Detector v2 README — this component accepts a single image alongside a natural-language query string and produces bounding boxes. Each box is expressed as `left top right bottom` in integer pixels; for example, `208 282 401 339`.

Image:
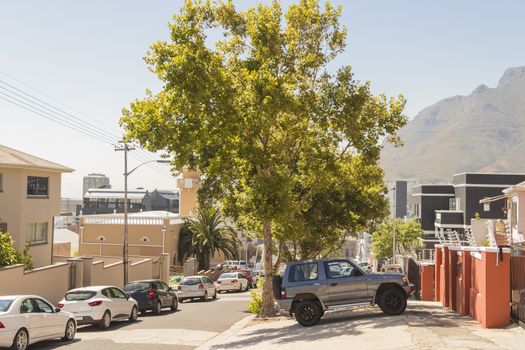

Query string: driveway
30 290 252 350
201 301 525 350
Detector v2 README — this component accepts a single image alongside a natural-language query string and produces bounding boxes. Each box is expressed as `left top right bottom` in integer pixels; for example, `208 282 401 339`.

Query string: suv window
325 260 362 278
289 262 318 282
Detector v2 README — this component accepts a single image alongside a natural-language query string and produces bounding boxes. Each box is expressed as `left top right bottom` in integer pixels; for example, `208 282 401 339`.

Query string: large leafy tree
371 219 424 260
121 0 406 316
179 206 239 271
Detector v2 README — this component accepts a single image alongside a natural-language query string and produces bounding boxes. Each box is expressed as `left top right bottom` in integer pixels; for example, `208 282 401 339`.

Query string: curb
196 314 256 350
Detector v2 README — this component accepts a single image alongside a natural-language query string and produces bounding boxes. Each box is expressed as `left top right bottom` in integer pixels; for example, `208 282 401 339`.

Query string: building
82 188 150 215
82 173 111 198
413 173 525 248
387 180 408 219
60 198 83 215
146 189 180 214
0 144 73 267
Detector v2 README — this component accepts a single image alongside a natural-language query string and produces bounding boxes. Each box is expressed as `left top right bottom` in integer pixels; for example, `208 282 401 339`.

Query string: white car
57 286 138 329
216 272 249 292
177 276 217 302
0 295 76 350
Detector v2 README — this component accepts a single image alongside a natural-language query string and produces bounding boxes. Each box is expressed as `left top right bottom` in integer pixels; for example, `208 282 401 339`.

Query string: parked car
57 286 138 329
216 272 249 292
177 276 217 302
275 258 415 326
0 295 76 350
235 270 256 288
124 279 178 315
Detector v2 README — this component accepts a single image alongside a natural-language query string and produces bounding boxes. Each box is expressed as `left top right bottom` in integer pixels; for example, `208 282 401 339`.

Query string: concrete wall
53 242 71 256
0 263 69 304
0 167 63 268
178 170 199 217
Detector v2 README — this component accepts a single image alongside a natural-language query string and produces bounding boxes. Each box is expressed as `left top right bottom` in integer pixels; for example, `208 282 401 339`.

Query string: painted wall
0 167 63 267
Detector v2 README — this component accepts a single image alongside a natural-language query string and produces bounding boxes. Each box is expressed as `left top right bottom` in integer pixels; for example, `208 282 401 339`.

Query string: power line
0 73 174 177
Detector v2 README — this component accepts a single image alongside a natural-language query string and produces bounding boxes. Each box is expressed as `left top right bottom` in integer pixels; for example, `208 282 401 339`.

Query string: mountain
381 66 525 182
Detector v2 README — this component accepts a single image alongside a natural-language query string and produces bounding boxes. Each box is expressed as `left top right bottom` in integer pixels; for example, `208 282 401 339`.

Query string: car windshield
0 299 13 312
124 282 151 291
219 273 237 279
65 291 97 301
181 278 201 285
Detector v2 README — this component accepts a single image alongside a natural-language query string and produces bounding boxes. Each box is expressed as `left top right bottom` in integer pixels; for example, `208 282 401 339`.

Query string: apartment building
0 144 73 267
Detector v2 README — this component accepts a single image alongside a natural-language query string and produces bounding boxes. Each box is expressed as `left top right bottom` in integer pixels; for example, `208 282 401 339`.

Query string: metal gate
510 245 525 326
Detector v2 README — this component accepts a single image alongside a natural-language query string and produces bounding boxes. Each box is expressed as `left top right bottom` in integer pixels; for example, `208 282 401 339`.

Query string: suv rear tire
294 300 322 327
377 288 407 315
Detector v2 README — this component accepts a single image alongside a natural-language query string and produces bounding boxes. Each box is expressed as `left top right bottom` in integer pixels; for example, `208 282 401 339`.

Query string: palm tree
178 206 239 270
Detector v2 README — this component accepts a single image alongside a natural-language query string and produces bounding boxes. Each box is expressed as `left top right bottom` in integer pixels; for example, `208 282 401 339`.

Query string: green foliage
0 231 19 268
247 278 264 314
179 206 239 271
481 239 490 247
0 232 33 270
121 0 406 316
371 219 424 259
474 212 481 219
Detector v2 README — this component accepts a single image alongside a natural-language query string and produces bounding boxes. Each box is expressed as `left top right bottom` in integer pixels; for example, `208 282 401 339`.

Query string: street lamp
115 141 171 284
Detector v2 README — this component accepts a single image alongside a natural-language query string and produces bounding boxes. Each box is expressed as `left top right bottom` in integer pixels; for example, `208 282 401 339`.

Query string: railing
82 216 166 225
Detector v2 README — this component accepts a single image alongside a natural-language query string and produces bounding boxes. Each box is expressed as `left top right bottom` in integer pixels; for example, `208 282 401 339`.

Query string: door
20 298 45 340
34 298 63 337
324 260 368 304
155 281 169 306
111 288 132 317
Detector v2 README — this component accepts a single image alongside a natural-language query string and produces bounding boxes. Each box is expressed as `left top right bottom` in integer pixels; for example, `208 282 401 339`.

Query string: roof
84 188 149 200
0 144 74 173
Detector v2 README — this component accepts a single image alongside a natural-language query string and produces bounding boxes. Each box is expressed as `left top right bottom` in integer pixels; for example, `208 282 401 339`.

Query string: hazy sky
1 0 524 198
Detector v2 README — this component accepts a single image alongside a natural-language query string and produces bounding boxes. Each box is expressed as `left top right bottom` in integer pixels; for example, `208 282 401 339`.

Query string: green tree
179 206 239 271
121 0 406 316
0 232 33 270
371 219 424 260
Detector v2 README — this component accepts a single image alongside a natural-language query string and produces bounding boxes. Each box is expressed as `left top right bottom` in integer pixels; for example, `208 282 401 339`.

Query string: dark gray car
275 258 415 326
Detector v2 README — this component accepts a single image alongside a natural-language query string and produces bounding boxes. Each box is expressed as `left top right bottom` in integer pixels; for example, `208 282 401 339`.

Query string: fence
511 245 525 326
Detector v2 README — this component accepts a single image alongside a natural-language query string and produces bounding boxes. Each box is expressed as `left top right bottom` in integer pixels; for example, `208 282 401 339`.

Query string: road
31 290 252 350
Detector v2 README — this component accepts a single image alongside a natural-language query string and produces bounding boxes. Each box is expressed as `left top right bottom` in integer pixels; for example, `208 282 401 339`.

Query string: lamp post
390 186 397 264
115 141 170 284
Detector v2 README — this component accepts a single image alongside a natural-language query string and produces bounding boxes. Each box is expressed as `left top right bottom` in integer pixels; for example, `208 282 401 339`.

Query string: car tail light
198 283 204 289
88 300 103 307
402 277 409 286
280 290 286 299
147 289 156 298
231 279 238 283
0 322 5 329
57 303 64 308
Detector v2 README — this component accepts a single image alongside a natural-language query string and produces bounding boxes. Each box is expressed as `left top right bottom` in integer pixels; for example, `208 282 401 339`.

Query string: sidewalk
199 301 525 350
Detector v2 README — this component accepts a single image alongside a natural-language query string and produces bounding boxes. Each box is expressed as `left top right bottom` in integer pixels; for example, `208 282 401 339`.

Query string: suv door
324 260 368 305
154 281 169 306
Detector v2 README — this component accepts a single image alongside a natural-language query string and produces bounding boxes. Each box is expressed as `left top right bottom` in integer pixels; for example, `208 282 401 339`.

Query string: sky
1 0 524 199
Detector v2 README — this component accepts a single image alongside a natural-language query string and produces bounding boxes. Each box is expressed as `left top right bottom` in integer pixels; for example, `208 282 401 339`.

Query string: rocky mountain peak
497 66 525 88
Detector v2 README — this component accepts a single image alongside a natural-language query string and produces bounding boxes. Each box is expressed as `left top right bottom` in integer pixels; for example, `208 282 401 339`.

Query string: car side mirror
55 308 61 313
125 293 131 300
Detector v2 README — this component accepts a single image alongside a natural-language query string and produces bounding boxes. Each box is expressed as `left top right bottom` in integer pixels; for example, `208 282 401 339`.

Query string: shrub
247 278 263 314
0 232 33 270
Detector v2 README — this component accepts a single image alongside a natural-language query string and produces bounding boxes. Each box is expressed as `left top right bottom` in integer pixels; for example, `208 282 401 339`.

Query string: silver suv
275 258 415 326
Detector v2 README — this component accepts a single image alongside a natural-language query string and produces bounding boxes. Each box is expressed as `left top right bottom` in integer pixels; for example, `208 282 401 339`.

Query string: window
20 299 35 313
27 176 49 196
414 203 420 217
26 222 48 243
512 200 518 229
65 291 97 301
325 260 362 278
288 262 318 282
111 288 127 299
34 298 53 313
0 299 13 312
102 288 115 298
483 202 490 212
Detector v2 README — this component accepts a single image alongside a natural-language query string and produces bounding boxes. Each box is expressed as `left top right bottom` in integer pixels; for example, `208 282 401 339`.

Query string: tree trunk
260 219 276 317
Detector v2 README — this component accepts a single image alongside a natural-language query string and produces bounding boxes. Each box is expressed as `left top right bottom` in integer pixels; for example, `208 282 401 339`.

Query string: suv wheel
154 299 162 315
294 300 322 327
377 288 407 315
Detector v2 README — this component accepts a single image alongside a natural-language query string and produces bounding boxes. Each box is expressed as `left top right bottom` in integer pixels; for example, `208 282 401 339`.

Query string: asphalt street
29 290 252 350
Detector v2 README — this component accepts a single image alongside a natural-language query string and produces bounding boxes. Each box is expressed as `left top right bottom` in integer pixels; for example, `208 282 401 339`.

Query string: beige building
0 144 73 268
79 211 185 265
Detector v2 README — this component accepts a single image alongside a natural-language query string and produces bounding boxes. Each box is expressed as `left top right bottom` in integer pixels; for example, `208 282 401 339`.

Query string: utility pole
391 186 397 264
115 141 135 285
